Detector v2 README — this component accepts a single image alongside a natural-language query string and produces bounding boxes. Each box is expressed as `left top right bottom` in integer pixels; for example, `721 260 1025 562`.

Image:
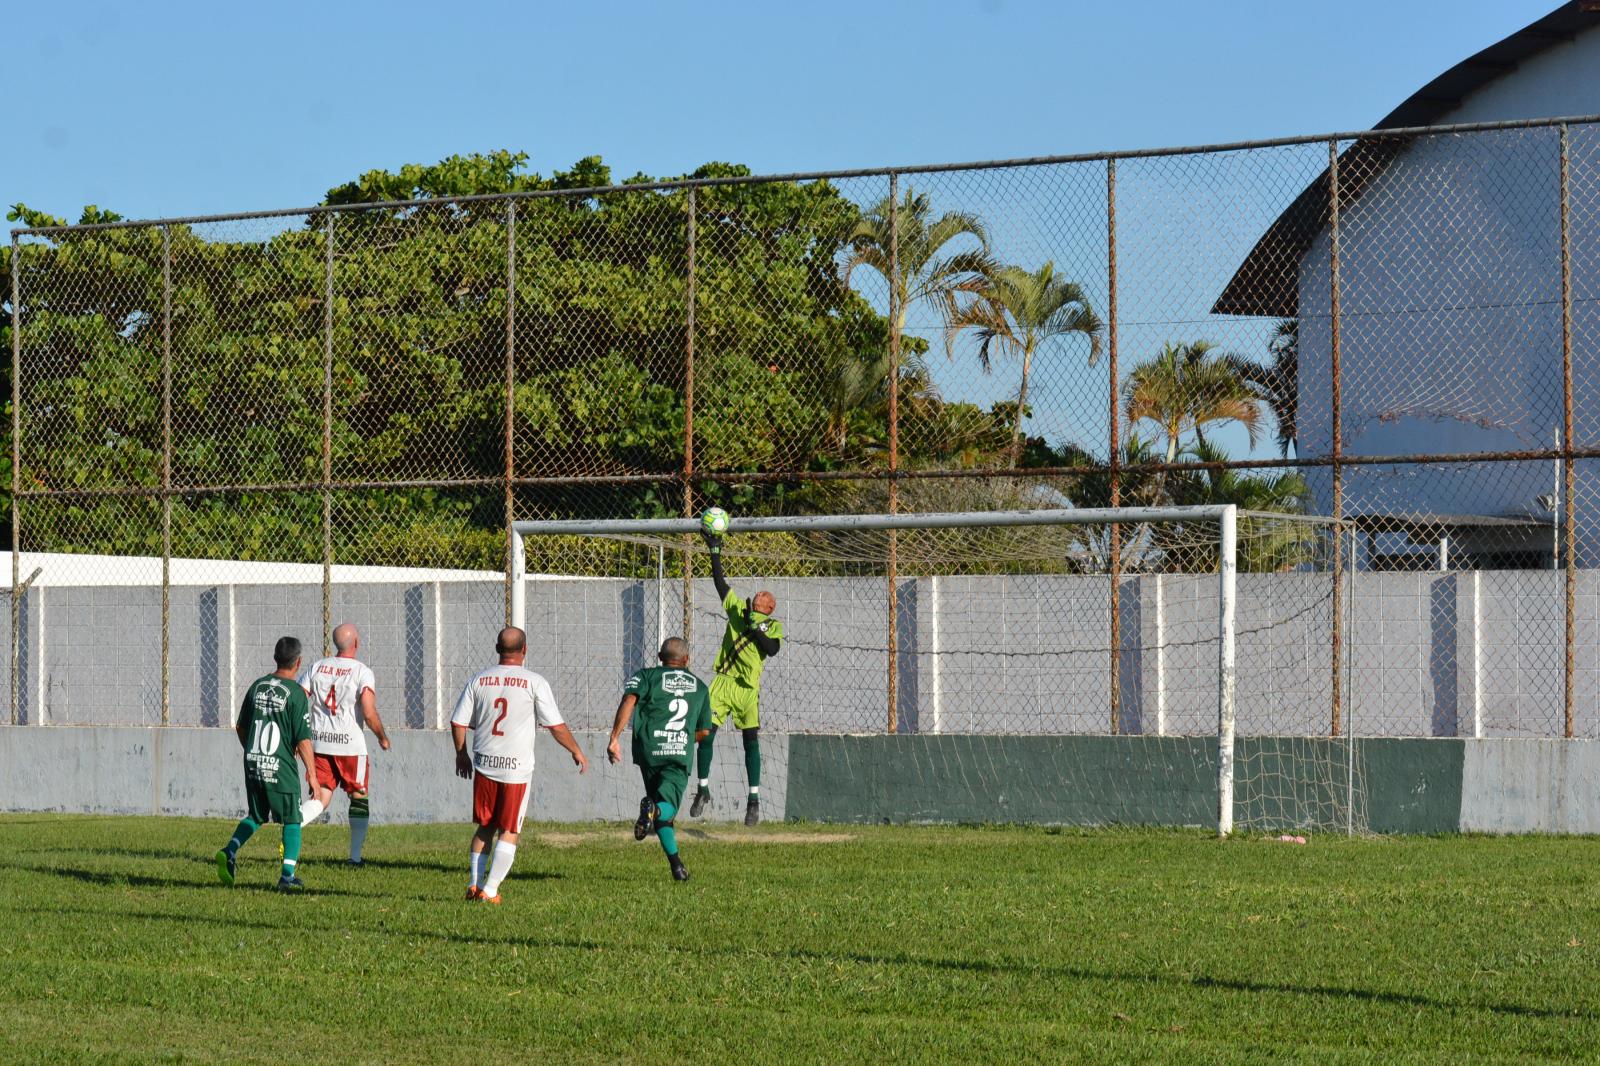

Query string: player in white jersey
451 626 588 903
298 622 392 865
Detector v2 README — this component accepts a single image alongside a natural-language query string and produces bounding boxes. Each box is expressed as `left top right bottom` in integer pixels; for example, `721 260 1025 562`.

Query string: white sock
482 841 517 896
301 798 326 824
749 786 759 797
470 848 488 887
698 778 709 789
349 818 369 862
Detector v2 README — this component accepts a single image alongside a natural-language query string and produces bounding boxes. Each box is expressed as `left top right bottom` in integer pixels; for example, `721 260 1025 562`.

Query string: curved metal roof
1213 1 1600 318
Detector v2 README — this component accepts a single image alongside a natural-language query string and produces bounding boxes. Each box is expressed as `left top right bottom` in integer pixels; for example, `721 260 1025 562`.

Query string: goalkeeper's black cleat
744 796 760 827
690 789 710 818
669 856 691 882
633 796 656 841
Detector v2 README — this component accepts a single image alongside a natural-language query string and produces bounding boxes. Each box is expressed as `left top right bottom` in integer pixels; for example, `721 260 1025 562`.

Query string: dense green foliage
2 815 1596 1063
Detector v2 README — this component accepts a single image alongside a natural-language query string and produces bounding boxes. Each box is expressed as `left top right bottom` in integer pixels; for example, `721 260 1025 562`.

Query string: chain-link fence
9 114 1600 740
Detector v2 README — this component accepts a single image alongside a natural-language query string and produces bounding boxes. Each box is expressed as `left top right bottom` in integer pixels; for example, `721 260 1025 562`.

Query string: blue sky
5 0 1563 223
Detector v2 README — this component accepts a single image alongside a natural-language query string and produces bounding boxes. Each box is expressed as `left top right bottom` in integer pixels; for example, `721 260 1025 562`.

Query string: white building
1216 1 1600 568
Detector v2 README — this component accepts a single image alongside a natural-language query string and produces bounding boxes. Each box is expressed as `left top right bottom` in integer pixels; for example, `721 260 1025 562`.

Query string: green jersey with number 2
625 666 712 770
237 674 312 792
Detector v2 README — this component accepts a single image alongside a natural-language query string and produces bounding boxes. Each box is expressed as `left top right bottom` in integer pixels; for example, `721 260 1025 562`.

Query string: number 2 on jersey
491 697 509 736
666 698 688 733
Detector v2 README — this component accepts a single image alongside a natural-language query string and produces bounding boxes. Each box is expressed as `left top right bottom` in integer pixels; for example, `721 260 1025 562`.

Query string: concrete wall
8 726 1600 834
5 570 1595 740
0 726 784 824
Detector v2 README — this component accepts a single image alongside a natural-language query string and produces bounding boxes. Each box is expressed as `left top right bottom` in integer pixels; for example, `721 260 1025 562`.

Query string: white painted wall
1293 26 1600 559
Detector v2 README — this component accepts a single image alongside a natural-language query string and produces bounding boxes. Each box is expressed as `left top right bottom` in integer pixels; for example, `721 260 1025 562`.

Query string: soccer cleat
481 893 502 905
633 796 657 841
276 875 305 893
345 859 364 868
215 848 236 886
689 789 710 818
744 796 760 827
669 856 691 882
466 884 485 901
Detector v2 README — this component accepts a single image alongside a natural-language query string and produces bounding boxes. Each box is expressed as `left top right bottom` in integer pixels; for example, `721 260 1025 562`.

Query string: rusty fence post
682 189 697 644
10 234 21 725
1561 123 1576 739
886 172 900 735
1107 158 1122 735
161 224 173 726
1328 138 1345 739
505 199 518 626
322 214 335 657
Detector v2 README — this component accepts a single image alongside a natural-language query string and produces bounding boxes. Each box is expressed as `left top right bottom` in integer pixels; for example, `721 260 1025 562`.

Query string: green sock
656 801 678 858
281 824 302 880
696 726 717 781
225 818 258 856
742 729 761 789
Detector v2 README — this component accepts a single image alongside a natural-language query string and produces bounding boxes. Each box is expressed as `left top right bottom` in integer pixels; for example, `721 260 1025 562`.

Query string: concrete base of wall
1461 738 1600 833
4 727 1598 834
0 726 786 824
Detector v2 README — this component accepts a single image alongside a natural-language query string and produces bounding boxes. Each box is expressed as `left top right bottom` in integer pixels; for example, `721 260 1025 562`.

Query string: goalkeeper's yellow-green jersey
713 589 783 687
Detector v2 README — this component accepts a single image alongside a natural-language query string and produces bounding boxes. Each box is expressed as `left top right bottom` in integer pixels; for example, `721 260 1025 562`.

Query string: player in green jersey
690 527 782 826
214 636 324 892
607 637 712 881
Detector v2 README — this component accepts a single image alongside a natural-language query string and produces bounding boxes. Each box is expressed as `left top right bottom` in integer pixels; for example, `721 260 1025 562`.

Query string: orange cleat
466 884 484 901
481 893 502 905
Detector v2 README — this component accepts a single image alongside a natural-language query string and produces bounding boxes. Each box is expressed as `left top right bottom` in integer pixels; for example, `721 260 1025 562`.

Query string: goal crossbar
511 505 1243 835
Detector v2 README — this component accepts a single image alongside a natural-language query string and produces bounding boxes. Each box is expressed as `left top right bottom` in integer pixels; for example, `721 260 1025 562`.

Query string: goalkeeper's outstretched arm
705 531 733 601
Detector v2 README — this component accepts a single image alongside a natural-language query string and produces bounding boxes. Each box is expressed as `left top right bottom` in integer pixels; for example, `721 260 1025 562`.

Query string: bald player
298 622 391 866
452 626 588 903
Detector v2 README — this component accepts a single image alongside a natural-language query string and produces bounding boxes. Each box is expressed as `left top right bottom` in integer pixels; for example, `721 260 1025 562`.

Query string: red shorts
473 774 531 834
314 753 370 795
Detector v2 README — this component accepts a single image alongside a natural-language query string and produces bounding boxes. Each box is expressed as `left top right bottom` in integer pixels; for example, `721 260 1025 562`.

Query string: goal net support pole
511 504 1241 836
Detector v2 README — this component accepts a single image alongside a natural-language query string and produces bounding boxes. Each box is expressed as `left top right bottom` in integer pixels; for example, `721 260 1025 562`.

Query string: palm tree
1222 318 1297 458
944 261 1103 467
1124 340 1263 464
841 188 993 347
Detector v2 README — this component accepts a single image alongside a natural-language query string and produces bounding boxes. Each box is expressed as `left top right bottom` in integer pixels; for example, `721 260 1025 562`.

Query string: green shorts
246 780 302 825
640 764 689 812
710 674 760 730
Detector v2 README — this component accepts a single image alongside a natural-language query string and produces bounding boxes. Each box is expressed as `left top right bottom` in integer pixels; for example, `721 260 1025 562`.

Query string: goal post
513 505 1251 833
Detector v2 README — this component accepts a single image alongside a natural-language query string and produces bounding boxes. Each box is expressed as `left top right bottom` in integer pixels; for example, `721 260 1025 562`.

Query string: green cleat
215 848 236 886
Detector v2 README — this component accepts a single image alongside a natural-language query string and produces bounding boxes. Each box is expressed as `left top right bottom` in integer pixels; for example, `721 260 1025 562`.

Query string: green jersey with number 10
237 674 312 792
625 666 712 770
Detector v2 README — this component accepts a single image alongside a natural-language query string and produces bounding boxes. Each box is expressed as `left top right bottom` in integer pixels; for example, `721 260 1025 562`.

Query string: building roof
1212 1 1600 318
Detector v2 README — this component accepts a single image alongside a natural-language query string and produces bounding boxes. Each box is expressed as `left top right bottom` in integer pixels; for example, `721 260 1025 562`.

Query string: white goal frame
512 505 1241 835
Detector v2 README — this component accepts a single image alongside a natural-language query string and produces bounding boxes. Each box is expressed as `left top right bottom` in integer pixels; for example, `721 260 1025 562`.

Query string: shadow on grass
22 902 1588 1024
26 864 365 898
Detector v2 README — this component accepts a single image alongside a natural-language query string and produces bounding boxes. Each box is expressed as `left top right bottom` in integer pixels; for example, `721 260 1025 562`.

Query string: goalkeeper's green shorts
710 674 760 730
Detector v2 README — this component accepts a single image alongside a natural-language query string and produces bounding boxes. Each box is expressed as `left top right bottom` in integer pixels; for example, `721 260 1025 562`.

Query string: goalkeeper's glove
700 528 723 553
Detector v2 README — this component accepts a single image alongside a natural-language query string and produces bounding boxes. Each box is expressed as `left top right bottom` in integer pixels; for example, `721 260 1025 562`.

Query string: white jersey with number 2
451 664 563 785
298 656 377 757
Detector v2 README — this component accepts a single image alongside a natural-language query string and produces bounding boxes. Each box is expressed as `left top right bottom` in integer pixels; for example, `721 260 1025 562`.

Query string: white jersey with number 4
298 656 377 757
451 664 563 785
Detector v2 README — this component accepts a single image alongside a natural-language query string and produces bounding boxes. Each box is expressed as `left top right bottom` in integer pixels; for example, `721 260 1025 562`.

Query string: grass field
2 815 1597 1064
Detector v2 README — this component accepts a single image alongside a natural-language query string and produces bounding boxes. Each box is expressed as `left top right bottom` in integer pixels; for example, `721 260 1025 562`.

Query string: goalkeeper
690 524 782 826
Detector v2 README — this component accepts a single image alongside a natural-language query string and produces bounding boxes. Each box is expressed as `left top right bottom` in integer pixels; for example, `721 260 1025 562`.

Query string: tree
840 188 992 354
1124 340 1263 464
1223 318 1297 458
943 260 1102 467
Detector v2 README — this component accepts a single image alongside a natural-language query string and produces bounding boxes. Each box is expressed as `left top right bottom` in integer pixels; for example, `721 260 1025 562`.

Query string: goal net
511 505 1363 835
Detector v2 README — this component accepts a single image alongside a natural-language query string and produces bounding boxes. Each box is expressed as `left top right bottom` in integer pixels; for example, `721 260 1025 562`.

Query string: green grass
2 816 1597 1064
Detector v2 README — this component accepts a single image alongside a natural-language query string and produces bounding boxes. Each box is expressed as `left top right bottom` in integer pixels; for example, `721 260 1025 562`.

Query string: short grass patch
2 815 1596 1063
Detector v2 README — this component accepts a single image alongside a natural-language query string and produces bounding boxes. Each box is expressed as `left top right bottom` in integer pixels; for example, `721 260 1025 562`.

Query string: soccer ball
701 507 730 537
